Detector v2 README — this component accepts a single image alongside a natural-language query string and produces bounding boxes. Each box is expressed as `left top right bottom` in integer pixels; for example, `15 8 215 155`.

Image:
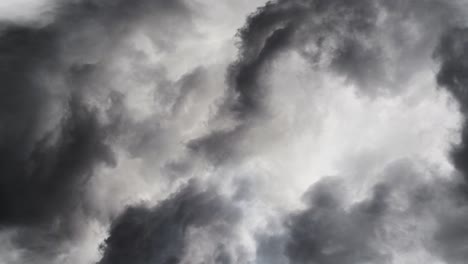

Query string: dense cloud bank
0 0 468 263
98 181 242 264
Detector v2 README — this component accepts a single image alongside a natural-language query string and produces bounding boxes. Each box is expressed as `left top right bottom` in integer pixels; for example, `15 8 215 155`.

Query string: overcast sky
1 0 468 263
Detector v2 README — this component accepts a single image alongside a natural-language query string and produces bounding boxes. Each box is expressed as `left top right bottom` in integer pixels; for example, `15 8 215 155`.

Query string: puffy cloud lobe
435 28 468 181
285 179 391 264
432 27 468 264
98 182 241 264
255 160 462 264
226 0 379 118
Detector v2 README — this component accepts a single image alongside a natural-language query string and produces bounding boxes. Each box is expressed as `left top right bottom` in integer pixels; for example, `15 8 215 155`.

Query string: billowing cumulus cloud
98 181 242 264
1 0 468 264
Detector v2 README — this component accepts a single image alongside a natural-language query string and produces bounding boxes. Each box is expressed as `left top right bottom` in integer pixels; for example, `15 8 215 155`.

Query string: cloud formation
98 181 241 264
0 0 196 262
1 0 468 264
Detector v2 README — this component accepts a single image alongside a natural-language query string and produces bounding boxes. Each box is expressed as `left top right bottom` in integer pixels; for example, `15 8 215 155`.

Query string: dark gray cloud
2 0 468 263
435 28 468 182
0 84 115 226
98 181 241 264
96 1 468 264
0 0 193 261
432 27 468 264
225 0 455 117
193 0 464 165
253 160 464 264
226 0 379 118
432 205 468 264
188 5 468 263
285 178 391 264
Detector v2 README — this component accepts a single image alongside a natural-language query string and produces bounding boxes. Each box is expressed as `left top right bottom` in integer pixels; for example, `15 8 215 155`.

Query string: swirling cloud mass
1 0 468 263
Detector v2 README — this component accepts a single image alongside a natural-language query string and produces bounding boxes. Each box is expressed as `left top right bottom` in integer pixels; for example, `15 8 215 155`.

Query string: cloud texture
1 0 468 263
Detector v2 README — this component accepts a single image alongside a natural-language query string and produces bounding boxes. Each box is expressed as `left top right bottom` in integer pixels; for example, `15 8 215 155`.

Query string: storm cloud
0 0 195 262
1 0 468 264
98 181 241 264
